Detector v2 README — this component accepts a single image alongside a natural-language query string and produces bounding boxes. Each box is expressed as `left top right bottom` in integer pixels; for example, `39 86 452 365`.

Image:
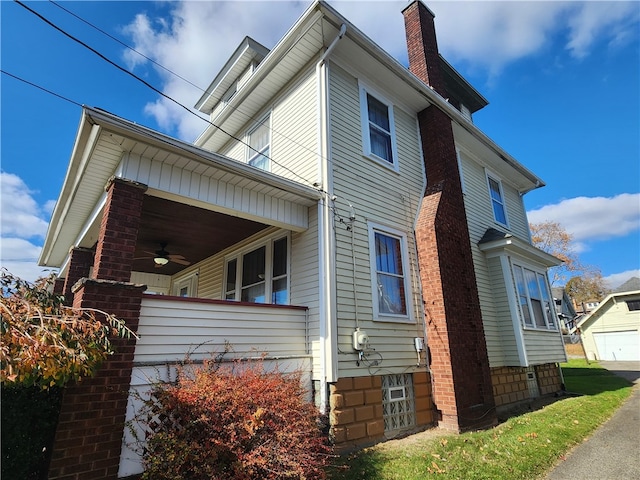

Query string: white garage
577 290 640 362
593 330 640 361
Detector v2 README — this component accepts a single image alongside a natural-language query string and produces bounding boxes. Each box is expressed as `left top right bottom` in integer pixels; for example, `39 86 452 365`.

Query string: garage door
593 331 640 361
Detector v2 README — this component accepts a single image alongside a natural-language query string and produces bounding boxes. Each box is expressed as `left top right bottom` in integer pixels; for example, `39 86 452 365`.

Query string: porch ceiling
132 196 267 276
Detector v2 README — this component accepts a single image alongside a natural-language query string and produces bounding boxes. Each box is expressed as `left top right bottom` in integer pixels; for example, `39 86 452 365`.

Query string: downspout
316 23 346 413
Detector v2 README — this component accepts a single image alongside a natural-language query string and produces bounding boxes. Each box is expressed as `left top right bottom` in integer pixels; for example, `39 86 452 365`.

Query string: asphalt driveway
544 361 640 480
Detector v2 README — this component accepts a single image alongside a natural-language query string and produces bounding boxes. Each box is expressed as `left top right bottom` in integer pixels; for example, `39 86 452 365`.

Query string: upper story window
224 235 288 305
247 115 270 171
512 263 556 330
368 223 412 322
359 84 398 170
486 172 508 227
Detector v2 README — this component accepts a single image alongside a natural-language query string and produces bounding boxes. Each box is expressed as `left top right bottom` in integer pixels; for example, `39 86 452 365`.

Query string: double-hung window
224 236 288 304
369 224 411 321
360 84 398 169
512 263 556 330
486 172 508 227
247 115 270 171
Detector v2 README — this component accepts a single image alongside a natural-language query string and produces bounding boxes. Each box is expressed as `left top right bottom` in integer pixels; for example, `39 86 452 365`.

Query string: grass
328 359 633 480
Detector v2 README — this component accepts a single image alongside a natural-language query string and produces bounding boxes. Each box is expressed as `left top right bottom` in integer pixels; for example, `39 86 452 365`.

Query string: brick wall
329 373 433 451
491 366 529 407
48 280 145 480
536 363 563 395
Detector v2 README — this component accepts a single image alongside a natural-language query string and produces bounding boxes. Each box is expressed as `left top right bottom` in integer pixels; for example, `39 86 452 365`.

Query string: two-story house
38 2 566 478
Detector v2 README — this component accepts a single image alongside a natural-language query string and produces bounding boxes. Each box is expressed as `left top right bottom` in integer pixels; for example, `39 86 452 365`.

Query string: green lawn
328 360 633 480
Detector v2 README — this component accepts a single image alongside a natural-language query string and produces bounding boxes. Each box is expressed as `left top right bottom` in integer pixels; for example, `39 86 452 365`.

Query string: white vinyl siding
329 64 426 378
217 70 318 186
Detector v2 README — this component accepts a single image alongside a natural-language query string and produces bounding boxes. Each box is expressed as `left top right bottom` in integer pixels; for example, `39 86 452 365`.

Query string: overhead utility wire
48 0 202 92
46 0 335 185
1 69 82 108
14 0 317 191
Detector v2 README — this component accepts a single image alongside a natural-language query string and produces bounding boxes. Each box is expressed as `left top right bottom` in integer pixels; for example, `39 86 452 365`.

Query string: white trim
368 222 414 323
500 255 528 366
246 113 271 171
171 269 199 298
485 169 509 228
456 147 466 195
358 81 399 172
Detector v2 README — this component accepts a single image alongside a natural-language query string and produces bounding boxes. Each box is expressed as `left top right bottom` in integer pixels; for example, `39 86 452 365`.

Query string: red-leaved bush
139 359 331 480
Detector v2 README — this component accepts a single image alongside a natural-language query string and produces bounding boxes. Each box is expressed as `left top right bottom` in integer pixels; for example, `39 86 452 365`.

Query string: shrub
138 358 331 480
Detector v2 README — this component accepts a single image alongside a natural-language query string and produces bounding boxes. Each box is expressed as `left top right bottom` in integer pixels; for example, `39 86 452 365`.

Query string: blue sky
1 0 639 288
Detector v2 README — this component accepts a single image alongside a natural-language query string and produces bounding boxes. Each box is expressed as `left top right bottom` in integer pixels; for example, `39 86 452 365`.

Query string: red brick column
48 279 145 480
404 1 496 431
93 177 147 282
63 247 94 306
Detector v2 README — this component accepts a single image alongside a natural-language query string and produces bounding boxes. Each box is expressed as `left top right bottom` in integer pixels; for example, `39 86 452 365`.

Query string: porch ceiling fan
137 242 191 267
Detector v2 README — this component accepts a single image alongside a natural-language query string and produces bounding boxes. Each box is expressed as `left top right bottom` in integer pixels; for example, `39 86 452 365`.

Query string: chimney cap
401 0 436 19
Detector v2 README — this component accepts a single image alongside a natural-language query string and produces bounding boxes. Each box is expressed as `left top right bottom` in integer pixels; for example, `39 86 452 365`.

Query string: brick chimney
402 1 496 431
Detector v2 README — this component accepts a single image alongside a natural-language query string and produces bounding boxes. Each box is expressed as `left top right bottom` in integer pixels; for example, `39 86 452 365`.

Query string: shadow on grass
562 365 633 396
327 449 386 480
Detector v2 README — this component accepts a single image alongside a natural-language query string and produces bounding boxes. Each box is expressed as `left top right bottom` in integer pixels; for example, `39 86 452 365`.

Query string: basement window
382 374 415 433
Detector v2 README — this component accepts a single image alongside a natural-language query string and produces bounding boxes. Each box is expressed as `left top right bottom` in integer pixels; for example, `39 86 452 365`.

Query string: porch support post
93 177 147 282
62 246 94 306
47 278 145 479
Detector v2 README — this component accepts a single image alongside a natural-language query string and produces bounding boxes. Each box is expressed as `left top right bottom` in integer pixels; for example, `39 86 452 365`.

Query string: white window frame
172 270 198 298
359 82 398 171
486 170 509 227
223 233 290 305
368 222 413 323
511 261 558 331
246 114 271 171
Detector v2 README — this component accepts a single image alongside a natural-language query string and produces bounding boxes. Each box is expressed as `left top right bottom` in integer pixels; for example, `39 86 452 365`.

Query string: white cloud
0 172 50 239
527 193 640 243
0 172 55 282
603 269 640 290
120 1 639 138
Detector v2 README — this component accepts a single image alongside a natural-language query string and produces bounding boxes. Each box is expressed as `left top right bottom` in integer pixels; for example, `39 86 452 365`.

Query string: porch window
359 84 398 170
486 173 508 227
513 263 556 330
369 224 411 321
224 236 289 305
247 115 270 171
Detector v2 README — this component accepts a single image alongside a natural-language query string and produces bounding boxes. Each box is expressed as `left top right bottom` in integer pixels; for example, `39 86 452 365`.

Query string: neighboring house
553 287 578 338
37 2 566 478
613 276 640 293
577 290 640 361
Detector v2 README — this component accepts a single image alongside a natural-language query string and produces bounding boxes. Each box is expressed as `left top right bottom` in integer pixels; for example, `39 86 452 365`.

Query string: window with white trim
172 271 198 298
369 224 411 321
224 236 289 304
360 85 398 169
486 173 508 226
247 115 270 171
512 263 556 330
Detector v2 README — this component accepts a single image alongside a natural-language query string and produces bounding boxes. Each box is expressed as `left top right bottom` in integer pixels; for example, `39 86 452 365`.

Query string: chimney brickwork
403 1 496 431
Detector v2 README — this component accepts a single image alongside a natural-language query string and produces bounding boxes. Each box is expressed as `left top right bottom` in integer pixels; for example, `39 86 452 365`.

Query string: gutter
316 22 346 412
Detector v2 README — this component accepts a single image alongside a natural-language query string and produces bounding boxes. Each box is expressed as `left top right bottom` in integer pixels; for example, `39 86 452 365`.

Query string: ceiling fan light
154 256 169 266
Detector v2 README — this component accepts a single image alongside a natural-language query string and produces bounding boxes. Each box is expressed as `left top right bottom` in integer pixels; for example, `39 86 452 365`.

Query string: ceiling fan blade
171 258 191 266
168 254 186 260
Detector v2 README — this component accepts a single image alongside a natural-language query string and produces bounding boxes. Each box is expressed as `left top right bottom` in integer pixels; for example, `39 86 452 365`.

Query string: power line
1 69 82 108
44 0 333 187
48 0 203 93
14 0 319 191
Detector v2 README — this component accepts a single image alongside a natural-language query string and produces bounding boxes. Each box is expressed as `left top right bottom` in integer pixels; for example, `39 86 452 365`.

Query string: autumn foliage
137 359 332 480
0 269 134 388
